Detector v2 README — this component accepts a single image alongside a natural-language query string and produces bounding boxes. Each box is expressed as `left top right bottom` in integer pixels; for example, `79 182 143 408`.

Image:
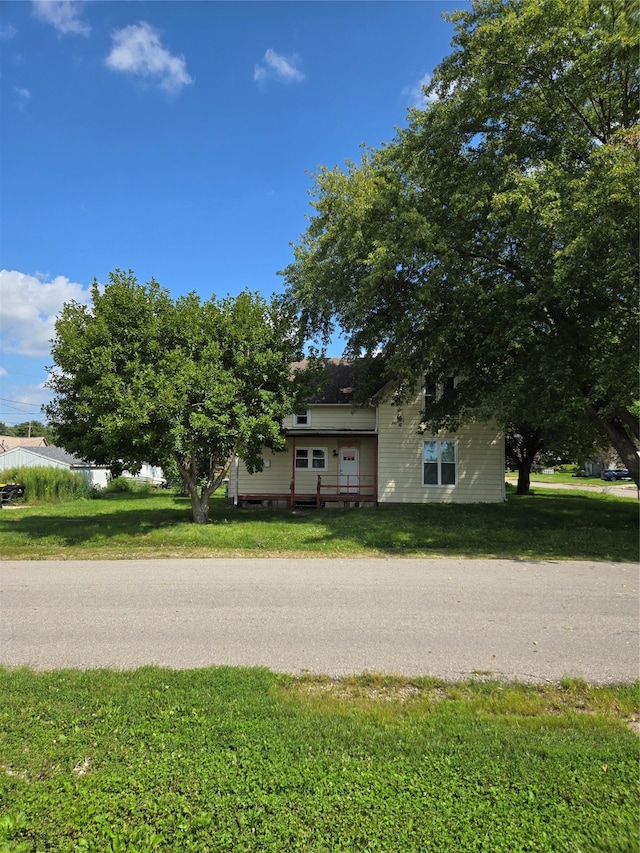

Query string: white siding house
231 360 505 507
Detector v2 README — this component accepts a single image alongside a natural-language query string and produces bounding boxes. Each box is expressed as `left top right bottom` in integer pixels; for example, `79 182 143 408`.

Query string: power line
0 397 43 407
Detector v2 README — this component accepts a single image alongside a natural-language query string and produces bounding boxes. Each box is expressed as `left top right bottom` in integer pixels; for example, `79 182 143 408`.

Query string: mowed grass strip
0 488 637 561
0 668 637 853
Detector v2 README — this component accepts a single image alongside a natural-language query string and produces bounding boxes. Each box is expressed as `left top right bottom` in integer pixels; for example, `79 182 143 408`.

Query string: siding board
287 405 376 431
233 436 378 500
377 392 504 504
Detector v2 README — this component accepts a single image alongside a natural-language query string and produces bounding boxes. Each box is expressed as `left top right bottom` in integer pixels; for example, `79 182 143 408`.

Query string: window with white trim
293 409 311 427
423 440 457 486
295 447 327 470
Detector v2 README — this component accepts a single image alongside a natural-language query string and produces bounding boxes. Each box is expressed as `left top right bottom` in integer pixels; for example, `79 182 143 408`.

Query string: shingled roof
291 359 365 405
0 435 48 452
4 445 94 467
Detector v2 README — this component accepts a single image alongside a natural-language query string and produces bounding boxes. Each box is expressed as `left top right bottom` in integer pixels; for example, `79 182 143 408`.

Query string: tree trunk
178 474 210 523
505 425 544 496
172 451 233 523
173 451 212 524
190 490 210 525
589 405 639 488
516 463 532 496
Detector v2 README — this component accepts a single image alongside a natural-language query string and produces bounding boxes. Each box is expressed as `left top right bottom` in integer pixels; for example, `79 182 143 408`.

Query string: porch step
293 496 317 508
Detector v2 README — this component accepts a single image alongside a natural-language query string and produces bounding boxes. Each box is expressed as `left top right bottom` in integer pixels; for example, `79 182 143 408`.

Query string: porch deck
236 475 378 508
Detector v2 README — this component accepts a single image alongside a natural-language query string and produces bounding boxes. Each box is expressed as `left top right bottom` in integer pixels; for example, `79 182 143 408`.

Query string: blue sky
0 0 465 426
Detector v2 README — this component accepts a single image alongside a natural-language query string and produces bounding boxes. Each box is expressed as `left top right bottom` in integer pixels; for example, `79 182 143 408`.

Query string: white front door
339 447 359 493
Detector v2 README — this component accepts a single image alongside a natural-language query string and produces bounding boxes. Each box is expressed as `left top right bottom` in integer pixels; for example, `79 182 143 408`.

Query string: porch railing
239 476 378 508
314 474 377 506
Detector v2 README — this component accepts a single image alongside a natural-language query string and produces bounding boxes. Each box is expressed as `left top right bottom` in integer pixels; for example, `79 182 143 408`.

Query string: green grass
0 488 637 561
1 490 637 850
0 667 637 853
507 471 634 487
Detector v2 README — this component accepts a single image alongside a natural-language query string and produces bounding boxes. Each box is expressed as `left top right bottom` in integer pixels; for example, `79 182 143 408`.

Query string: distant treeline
0 421 56 442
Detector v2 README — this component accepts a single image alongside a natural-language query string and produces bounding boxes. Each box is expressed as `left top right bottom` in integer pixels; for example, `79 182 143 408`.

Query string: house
0 446 165 489
0 435 48 452
229 359 505 507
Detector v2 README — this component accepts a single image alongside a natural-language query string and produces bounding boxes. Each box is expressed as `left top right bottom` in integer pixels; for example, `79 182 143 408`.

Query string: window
295 447 327 470
423 377 455 411
423 440 457 486
293 410 311 427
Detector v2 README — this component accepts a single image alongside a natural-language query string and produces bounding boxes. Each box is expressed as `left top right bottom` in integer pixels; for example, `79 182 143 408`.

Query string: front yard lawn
0 667 637 852
0 487 637 562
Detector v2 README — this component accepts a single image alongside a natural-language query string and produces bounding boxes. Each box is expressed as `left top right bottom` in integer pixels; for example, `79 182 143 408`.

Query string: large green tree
46 270 312 523
283 0 639 489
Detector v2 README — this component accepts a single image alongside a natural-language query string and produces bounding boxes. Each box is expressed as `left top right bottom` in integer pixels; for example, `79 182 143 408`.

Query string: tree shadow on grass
3 507 191 547
1 490 637 561
213 492 638 561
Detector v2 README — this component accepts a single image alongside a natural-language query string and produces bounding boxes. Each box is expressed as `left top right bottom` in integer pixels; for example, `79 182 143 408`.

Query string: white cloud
105 22 194 95
404 73 436 109
0 270 92 358
14 87 31 112
0 23 17 39
32 1 91 37
254 49 305 85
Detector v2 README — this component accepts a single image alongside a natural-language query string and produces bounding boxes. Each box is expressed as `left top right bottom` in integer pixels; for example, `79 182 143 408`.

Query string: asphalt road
0 558 638 682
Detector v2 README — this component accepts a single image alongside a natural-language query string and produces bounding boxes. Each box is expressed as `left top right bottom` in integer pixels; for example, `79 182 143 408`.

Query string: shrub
103 477 153 495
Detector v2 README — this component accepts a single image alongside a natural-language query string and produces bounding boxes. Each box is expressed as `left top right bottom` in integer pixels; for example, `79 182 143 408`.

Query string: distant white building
0 446 164 489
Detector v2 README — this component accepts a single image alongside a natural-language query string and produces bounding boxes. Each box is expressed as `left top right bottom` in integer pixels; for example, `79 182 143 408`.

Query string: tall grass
0 466 93 503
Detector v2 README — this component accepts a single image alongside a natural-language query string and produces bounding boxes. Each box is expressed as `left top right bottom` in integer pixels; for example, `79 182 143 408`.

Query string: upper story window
423 440 457 486
423 376 455 411
293 409 311 427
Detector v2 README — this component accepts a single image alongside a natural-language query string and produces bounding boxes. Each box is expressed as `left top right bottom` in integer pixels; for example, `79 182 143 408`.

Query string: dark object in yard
0 483 26 506
601 469 632 482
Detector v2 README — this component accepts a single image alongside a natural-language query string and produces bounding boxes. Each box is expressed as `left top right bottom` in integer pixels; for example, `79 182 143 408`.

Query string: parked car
0 482 26 504
601 469 632 481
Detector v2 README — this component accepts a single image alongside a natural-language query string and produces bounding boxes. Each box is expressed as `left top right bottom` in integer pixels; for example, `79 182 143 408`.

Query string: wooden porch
237 474 378 508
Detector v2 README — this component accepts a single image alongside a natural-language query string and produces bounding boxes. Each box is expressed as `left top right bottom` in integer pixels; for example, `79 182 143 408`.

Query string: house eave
285 429 378 438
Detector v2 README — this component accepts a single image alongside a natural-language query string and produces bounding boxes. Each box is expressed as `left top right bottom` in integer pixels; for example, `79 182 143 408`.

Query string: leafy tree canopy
283 0 639 488
46 270 314 522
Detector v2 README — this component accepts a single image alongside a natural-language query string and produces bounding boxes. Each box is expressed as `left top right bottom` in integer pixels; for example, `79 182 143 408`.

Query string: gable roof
0 445 99 467
24 446 90 466
0 435 48 452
